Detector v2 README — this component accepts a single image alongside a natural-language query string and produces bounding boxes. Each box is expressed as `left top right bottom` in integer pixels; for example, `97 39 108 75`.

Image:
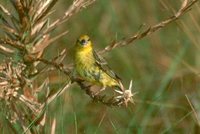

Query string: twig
99 0 198 54
0 38 24 50
47 30 69 45
0 45 14 54
44 0 96 34
185 94 200 126
36 56 135 106
35 58 70 74
50 118 56 134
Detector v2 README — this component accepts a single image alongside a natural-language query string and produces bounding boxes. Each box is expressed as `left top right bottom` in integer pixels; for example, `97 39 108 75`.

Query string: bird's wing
93 50 121 81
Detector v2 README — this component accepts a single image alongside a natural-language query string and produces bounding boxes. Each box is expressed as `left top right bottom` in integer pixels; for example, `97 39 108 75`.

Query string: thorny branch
33 0 198 107
0 0 98 133
99 0 198 54
0 0 198 133
44 0 96 34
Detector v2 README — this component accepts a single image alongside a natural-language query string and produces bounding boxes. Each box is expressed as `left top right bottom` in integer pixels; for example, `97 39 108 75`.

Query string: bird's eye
80 39 86 44
79 39 87 46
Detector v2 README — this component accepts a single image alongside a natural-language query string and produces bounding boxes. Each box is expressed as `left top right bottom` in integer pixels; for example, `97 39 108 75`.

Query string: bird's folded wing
93 50 121 81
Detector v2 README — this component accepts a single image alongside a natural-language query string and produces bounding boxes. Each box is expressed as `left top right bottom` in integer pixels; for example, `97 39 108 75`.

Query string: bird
73 35 124 94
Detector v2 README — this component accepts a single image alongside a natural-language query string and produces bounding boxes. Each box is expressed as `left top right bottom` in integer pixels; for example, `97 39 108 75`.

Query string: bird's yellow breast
75 45 95 68
74 36 119 87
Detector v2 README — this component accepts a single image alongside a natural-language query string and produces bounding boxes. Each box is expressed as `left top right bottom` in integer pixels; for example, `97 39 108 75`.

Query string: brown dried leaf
31 34 49 54
0 4 11 16
47 30 69 44
53 49 67 63
50 118 56 134
0 44 14 54
36 0 58 23
45 82 71 105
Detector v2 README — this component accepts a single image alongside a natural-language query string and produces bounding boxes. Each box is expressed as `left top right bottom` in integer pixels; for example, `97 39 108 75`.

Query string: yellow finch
74 35 124 93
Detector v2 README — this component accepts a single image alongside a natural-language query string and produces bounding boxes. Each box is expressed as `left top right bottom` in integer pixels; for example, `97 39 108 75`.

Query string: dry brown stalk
99 0 198 54
185 95 200 126
0 0 198 133
43 0 96 34
0 0 97 133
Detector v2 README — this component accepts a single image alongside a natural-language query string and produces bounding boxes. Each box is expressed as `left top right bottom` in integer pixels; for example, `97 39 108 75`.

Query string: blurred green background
1 0 200 133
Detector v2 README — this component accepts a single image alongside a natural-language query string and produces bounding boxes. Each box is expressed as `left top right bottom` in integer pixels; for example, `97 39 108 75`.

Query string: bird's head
76 35 92 48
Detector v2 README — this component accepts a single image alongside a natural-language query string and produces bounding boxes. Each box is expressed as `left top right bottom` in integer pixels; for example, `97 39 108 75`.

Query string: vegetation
0 0 199 133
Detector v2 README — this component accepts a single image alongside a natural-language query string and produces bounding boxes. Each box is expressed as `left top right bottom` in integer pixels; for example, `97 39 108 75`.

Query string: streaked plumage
74 35 123 92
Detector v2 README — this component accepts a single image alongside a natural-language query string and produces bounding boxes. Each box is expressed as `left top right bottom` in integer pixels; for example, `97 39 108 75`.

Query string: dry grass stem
99 0 198 54
0 0 96 133
0 0 198 133
185 95 200 126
